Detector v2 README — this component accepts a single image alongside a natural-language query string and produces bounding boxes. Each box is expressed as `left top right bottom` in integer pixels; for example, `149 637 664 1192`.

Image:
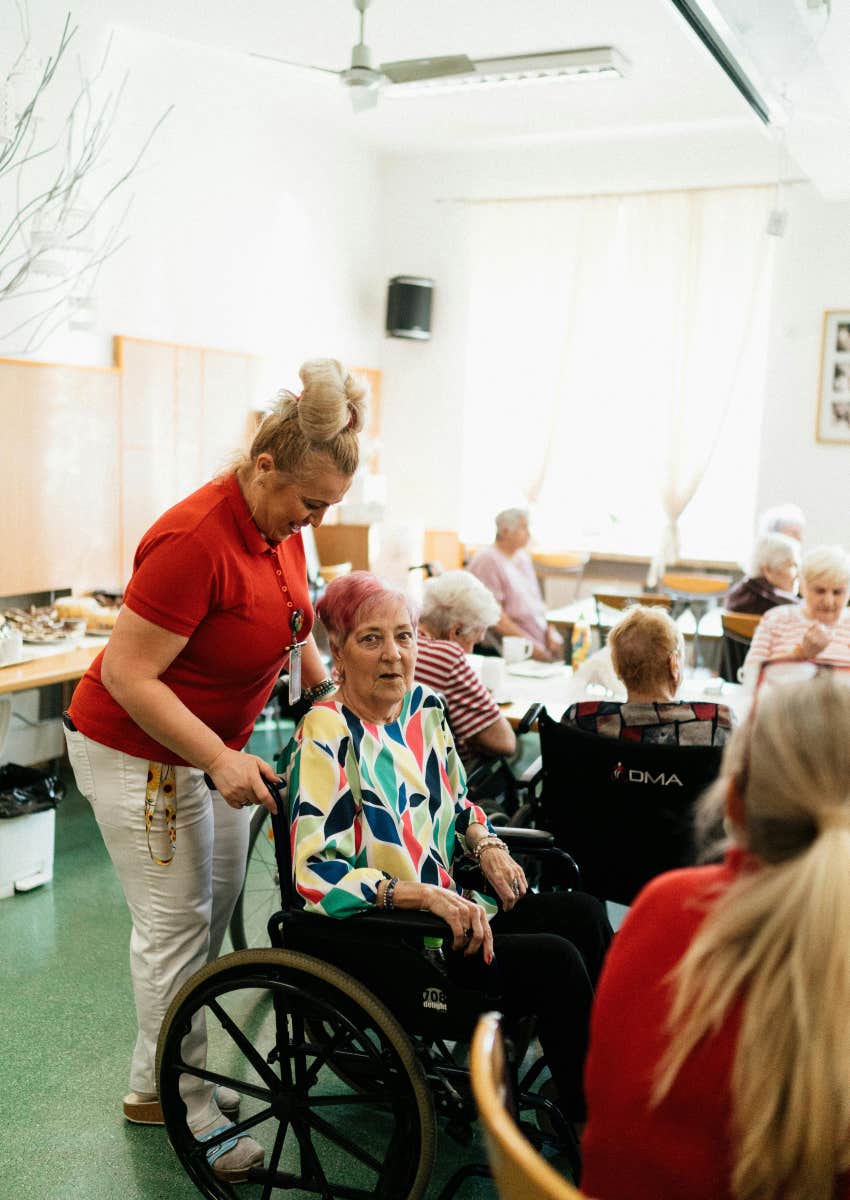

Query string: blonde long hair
239 358 367 480
653 673 850 1200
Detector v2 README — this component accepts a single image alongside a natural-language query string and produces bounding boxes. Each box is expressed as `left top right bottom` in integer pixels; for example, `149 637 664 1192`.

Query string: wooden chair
661 572 733 667
593 591 672 645
720 611 761 682
532 552 589 603
470 1012 589 1200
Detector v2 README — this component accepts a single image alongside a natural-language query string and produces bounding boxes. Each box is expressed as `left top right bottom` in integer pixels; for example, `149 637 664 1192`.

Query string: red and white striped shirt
743 603 850 686
414 636 503 764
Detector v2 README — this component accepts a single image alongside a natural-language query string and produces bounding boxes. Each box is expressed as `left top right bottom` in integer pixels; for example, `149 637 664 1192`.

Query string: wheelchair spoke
303 1021 367 1089
304 1109 383 1173
291 1111 335 1196
259 1116 289 1200
307 1092 393 1108
208 996 281 1089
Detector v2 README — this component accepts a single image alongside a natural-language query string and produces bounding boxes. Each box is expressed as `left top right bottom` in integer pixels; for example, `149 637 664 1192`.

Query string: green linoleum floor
0 727 521 1200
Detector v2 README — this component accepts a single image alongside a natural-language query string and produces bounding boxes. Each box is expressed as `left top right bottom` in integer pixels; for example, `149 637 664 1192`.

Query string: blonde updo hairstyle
655 673 850 1200
241 358 367 482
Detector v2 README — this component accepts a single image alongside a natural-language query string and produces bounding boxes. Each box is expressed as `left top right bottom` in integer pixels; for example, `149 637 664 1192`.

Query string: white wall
2 8 384 381
377 128 849 551
756 184 850 548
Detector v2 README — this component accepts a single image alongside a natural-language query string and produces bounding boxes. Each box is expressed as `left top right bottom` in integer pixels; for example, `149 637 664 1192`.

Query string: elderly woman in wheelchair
154 570 611 1199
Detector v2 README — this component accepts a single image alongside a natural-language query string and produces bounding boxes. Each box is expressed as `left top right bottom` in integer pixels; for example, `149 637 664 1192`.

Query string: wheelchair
157 747 580 1199
228 706 543 953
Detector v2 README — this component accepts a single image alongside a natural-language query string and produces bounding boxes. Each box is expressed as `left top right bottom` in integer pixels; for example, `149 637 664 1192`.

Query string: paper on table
506 661 565 679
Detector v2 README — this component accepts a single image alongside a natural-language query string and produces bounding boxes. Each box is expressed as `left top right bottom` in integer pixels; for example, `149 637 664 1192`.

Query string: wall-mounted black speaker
386 276 433 340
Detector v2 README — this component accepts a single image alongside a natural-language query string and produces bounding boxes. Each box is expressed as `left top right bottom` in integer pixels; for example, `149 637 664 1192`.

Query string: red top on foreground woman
583 665 850 1200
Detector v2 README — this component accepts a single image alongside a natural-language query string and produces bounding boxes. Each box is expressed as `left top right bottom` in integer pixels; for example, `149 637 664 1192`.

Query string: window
460 186 775 565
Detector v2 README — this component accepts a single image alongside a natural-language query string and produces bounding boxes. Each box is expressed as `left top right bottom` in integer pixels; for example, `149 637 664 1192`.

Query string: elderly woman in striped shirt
413 569 516 766
742 545 850 685
285 571 612 1127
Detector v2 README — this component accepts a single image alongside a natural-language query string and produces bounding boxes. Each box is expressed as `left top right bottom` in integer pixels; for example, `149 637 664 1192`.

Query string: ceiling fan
253 0 629 112
252 0 476 112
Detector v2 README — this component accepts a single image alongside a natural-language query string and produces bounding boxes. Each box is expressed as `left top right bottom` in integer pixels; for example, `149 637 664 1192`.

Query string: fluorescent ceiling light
384 47 630 98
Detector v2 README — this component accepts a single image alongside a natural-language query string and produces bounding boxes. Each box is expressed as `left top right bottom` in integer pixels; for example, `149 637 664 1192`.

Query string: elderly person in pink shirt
742 545 850 686
468 508 564 662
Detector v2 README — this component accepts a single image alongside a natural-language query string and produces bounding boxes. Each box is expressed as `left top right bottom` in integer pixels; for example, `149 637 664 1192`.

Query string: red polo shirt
69 472 313 765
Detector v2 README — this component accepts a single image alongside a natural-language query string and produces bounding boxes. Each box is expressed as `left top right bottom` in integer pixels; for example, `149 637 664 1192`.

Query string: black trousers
448 890 613 1120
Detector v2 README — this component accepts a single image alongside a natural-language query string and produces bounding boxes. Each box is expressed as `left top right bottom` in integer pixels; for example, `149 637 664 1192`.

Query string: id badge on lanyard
288 607 304 704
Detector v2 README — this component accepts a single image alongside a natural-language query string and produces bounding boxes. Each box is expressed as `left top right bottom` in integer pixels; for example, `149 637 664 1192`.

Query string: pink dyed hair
317 571 419 646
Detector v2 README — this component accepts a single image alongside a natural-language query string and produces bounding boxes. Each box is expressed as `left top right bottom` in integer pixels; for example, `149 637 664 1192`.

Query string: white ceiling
103 0 850 194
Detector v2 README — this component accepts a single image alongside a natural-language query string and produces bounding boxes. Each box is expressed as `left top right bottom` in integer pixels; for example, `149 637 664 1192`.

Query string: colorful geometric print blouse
562 700 734 747
286 684 496 919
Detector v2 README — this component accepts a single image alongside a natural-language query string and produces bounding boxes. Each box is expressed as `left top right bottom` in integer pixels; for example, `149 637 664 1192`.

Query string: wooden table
0 638 104 697
499 664 747 730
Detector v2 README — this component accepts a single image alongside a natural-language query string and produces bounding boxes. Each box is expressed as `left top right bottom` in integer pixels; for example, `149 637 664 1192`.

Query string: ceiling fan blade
250 52 341 77
379 54 474 84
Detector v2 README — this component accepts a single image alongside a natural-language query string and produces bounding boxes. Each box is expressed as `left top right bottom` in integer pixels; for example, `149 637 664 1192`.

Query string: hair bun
297 358 367 442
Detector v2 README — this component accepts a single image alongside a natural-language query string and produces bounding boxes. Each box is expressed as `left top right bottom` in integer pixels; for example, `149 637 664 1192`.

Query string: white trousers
64 727 250 1128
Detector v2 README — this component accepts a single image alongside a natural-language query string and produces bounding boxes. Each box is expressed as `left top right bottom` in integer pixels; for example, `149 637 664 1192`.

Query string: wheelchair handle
264 777 283 812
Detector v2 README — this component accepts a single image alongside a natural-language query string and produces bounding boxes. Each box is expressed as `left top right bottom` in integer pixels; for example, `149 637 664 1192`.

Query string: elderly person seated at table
742 544 850 686
468 508 564 663
725 532 801 615
562 606 734 746
286 571 612 1125
413 570 516 767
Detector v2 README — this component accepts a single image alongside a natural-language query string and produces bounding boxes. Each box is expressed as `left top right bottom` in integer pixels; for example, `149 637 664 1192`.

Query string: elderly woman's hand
420 885 494 962
799 622 831 658
477 844 528 911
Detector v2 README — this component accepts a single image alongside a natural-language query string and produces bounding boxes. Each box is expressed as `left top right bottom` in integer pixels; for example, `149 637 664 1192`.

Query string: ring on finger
510 879 521 896
463 927 473 940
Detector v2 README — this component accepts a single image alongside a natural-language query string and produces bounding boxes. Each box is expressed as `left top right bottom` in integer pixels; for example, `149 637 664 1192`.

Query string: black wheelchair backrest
536 708 724 905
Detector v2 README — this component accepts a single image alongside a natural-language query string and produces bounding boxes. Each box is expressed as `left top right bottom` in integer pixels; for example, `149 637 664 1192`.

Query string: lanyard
288 607 304 704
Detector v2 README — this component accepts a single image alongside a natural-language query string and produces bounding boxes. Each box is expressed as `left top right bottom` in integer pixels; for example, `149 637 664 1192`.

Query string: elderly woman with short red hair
285 571 612 1128
563 605 734 746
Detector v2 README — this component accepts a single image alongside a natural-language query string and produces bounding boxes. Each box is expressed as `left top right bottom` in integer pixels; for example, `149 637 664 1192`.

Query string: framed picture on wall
816 309 850 443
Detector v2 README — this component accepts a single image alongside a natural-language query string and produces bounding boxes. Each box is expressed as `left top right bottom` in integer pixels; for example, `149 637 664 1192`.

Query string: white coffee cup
502 636 534 664
479 657 506 696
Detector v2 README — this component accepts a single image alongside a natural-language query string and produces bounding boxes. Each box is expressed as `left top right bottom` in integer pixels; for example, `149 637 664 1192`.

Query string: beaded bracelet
383 876 399 910
473 835 510 862
302 678 336 703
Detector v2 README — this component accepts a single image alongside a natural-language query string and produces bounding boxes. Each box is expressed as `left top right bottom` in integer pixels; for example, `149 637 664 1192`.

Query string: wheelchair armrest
499 826 554 851
516 703 543 735
349 908 449 937
517 755 542 785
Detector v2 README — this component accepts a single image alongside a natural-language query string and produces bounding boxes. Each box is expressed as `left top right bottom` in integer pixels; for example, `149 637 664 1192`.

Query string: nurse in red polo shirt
63 358 363 1180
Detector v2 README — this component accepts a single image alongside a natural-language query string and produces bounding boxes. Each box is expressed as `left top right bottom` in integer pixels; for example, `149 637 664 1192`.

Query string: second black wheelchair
156 747 580 1199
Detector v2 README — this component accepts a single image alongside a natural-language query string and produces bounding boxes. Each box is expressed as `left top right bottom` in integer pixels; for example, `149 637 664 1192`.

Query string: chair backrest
721 611 761 640
536 709 723 905
593 592 672 641
720 611 761 682
661 572 732 597
471 1012 589 1200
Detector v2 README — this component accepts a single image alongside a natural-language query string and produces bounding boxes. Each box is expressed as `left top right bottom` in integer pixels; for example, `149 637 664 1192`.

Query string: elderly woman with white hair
414 570 516 765
724 532 801 615
742 544 850 685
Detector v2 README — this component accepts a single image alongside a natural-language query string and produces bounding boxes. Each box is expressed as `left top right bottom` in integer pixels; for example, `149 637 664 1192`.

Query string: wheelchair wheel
229 807 279 950
156 948 436 1200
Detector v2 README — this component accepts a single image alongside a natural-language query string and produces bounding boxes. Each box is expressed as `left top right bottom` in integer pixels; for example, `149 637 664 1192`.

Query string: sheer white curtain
459 186 775 567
